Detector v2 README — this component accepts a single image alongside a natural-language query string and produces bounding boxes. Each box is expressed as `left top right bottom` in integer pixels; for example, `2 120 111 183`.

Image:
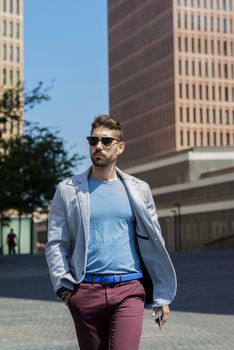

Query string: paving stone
0 251 233 350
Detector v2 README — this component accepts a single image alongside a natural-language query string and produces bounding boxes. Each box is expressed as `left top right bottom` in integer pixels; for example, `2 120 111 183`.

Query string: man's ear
117 142 125 155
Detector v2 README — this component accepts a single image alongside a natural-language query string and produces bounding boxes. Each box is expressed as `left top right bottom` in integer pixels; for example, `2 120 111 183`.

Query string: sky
24 0 108 172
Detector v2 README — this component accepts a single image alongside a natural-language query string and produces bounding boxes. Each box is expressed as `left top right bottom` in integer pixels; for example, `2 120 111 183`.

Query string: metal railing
205 233 234 250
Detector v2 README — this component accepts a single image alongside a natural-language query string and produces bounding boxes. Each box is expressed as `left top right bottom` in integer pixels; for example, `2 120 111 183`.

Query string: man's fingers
161 305 170 324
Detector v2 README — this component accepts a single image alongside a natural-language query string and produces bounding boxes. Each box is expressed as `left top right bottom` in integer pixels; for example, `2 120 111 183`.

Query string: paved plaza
0 251 234 350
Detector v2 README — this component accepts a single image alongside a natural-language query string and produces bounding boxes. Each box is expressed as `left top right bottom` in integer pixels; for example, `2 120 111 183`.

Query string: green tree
0 82 84 253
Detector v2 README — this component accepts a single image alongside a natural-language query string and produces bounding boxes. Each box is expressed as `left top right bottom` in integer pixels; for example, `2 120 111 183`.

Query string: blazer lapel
73 168 91 241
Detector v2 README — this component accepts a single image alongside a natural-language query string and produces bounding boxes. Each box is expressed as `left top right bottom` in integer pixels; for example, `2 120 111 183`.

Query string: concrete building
123 147 234 251
0 0 23 140
108 0 234 251
108 0 234 168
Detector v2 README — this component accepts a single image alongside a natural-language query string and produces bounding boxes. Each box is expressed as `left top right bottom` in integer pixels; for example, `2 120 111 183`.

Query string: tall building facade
0 0 23 140
108 0 234 168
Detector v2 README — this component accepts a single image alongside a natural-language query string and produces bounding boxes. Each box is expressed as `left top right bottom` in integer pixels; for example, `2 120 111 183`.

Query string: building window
187 131 190 146
197 15 201 30
16 23 20 39
180 107 183 121
212 62 215 77
206 109 210 123
16 70 20 83
204 39 208 53
178 37 181 51
220 109 223 124
10 21 13 37
223 17 227 33
180 130 183 146
200 131 204 146
17 0 20 14
16 47 20 62
199 85 202 99
3 20 7 36
179 83 183 98
217 0 220 9
193 108 196 122
3 45 7 61
224 41 227 55
178 13 181 29
211 40 214 54
226 133 230 145
186 83 189 98
200 108 203 122
212 86 215 100
10 45 13 62
178 60 182 75
192 61 195 75
210 0 214 8
185 14 188 29
10 0 13 14
193 84 196 99
210 16 214 31
198 38 201 53
10 69 13 85
199 61 202 76
205 62 209 76
217 17 220 32
219 86 222 100
218 40 221 55
3 0 7 12
225 110 229 124
232 87 234 101
204 16 207 31
207 132 210 146
206 85 209 100
222 0 227 10
186 107 190 122
213 132 216 145
3 68 7 85
230 18 233 33
218 63 221 78
194 131 197 146
213 109 216 123
220 132 223 145
224 64 228 78
185 37 188 51
191 38 195 52
225 87 228 101
185 60 189 75
191 15 194 30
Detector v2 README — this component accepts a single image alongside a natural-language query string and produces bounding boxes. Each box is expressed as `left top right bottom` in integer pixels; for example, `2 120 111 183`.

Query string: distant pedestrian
7 228 17 255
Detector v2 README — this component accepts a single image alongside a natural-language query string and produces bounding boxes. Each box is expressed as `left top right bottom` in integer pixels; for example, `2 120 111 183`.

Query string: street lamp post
171 209 177 252
174 203 181 252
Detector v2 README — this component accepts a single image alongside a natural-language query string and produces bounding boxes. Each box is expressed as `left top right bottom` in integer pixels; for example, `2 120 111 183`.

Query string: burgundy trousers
68 279 145 350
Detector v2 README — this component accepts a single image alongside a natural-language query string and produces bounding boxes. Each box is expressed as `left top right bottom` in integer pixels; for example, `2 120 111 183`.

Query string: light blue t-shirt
86 177 142 275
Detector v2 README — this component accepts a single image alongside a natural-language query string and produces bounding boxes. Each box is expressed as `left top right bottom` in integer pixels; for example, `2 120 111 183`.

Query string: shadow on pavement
0 250 234 314
171 250 234 315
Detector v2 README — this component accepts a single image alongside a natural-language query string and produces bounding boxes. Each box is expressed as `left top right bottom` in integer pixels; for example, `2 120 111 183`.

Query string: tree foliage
0 123 83 215
0 82 84 216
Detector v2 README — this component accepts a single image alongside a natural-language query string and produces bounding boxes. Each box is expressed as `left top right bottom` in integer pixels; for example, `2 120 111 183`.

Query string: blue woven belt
83 272 143 284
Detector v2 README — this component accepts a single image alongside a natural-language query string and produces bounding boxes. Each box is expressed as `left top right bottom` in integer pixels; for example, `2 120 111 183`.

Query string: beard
91 153 116 167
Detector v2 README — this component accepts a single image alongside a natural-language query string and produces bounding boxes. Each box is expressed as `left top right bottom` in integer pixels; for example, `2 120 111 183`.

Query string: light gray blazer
45 167 177 306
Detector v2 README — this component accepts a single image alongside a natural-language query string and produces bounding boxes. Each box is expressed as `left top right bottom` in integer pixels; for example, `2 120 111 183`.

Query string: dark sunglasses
86 136 120 146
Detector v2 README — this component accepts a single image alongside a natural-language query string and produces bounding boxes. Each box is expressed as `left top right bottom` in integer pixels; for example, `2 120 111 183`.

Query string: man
46 114 177 350
7 228 17 255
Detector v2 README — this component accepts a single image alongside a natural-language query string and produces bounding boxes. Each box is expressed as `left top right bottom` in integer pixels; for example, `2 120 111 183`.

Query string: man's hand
152 305 170 326
63 292 72 305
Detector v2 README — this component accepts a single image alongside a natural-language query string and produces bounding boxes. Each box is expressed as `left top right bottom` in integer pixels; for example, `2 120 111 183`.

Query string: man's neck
90 165 118 181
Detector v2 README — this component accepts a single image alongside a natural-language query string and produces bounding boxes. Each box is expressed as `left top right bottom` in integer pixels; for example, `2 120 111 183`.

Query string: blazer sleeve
45 184 74 292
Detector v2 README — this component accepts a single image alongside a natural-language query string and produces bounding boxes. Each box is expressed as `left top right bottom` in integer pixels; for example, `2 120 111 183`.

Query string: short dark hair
91 114 123 141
